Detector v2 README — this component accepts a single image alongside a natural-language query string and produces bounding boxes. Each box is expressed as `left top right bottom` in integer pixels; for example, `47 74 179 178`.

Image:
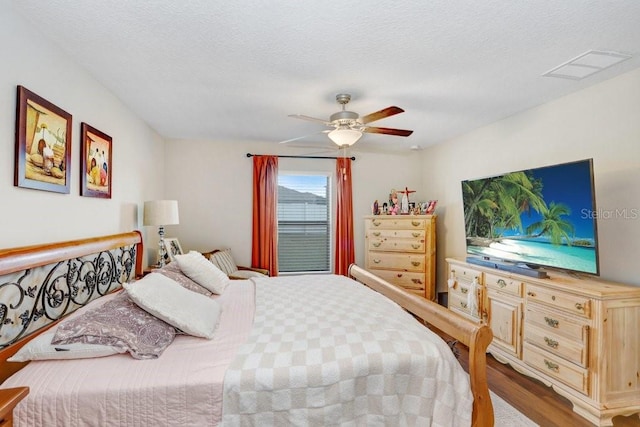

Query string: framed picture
163 238 184 262
80 122 112 198
14 85 72 193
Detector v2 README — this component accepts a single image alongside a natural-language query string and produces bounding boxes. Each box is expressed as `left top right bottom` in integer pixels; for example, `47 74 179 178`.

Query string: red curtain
335 157 355 276
251 155 279 277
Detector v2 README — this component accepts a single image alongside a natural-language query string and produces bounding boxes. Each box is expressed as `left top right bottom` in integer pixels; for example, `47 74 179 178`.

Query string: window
277 174 331 273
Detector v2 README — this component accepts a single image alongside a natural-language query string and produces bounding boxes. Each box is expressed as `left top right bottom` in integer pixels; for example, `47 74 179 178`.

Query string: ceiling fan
286 93 413 147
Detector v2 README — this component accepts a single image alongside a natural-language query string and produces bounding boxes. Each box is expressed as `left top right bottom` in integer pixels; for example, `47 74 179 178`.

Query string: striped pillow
208 249 238 276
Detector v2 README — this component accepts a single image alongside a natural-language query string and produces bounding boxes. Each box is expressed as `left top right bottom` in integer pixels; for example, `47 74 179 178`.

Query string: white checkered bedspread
222 274 473 426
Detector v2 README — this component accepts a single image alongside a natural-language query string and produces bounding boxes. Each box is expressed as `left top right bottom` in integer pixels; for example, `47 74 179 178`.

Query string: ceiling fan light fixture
328 128 362 147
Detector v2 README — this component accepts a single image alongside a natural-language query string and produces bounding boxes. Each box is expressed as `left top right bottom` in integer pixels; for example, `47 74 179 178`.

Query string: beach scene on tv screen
462 160 598 274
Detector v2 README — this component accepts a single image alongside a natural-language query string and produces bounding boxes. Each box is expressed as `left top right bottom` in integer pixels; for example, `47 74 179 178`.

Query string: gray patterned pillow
208 249 238 276
155 262 212 296
52 291 176 359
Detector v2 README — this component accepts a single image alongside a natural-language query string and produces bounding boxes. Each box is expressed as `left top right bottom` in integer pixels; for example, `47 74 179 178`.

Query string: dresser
447 258 640 426
364 215 436 300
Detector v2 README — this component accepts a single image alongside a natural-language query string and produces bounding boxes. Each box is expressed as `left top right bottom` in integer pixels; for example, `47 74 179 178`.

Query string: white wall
0 2 164 262
163 140 425 269
424 67 640 289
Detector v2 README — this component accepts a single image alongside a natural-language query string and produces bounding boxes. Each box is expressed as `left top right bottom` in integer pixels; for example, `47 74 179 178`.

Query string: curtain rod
246 153 355 160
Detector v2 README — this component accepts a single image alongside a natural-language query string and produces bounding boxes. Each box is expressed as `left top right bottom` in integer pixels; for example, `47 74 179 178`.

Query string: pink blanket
2 281 255 427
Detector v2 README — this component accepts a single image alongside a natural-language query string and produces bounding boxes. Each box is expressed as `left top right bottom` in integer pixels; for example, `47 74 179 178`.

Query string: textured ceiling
10 1 640 153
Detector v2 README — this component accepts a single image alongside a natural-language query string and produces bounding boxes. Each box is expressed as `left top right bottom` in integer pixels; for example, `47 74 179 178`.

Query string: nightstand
137 266 160 279
0 387 29 426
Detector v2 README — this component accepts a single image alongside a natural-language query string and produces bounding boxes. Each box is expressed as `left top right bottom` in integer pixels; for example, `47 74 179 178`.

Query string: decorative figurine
426 199 438 214
399 187 416 214
389 189 398 208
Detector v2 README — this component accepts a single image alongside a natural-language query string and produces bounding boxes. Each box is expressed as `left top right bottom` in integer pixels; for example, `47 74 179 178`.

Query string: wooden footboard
348 264 494 427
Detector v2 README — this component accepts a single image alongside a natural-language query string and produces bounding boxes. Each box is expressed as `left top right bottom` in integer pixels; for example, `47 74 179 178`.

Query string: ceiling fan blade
360 106 404 124
363 126 413 137
278 130 330 144
288 114 332 126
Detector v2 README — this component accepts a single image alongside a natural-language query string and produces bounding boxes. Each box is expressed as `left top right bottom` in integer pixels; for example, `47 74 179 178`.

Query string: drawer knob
372 220 381 227
575 303 584 311
412 232 420 237
544 316 559 328
497 279 507 288
411 221 420 227
411 279 423 284
460 302 468 309
544 337 559 349
411 261 421 267
373 259 381 264
527 291 536 297
544 360 559 372
411 244 420 249
372 242 381 247
396 273 403 278
372 232 381 236
461 287 469 294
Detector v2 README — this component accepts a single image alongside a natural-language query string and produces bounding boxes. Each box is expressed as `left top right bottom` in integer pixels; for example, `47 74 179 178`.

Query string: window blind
277 174 330 273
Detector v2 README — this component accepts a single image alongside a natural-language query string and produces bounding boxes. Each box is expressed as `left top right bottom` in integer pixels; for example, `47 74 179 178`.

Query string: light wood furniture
0 387 29 426
364 215 436 300
349 265 494 427
447 258 640 426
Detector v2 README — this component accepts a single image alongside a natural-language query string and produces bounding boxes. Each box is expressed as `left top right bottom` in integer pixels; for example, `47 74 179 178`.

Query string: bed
0 232 493 426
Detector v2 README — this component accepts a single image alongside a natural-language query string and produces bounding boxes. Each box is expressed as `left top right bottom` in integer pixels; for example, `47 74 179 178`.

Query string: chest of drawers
364 215 436 300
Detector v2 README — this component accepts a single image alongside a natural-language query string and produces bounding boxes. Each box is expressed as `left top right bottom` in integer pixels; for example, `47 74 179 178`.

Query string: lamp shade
143 200 179 226
328 128 362 147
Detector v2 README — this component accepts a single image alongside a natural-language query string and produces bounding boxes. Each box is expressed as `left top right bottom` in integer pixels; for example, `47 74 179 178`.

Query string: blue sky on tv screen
502 160 596 240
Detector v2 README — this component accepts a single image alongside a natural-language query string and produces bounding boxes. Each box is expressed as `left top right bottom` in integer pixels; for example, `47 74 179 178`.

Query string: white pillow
175 251 230 294
8 331 122 362
124 273 221 339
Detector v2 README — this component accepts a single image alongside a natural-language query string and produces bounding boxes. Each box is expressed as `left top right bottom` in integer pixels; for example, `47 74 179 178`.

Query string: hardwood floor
451 339 640 426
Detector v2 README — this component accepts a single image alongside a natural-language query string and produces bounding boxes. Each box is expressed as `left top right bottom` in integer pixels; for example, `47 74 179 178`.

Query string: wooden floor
452 340 640 427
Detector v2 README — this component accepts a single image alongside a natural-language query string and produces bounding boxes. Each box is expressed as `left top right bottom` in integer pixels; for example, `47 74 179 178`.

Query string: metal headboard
0 232 143 349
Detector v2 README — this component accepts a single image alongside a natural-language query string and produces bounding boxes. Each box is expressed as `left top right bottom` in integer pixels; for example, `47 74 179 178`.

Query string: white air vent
543 50 631 80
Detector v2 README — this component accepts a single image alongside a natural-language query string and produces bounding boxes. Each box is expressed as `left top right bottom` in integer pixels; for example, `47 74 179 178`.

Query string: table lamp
143 200 179 267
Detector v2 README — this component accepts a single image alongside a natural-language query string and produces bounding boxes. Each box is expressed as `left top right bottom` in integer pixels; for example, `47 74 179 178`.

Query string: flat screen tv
461 158 599 275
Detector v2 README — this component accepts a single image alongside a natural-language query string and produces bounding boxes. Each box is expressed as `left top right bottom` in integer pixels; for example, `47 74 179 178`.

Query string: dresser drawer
367 217 426 230
449 291 477 318
367 237 425 253
368 229 426 239
525 306 589 342
485 273 522 297
526 284 591 318
523 342 589 395
367 252 426 272
449 265 483 285
373 270 426 292
525 323 588 367
449 279 478 299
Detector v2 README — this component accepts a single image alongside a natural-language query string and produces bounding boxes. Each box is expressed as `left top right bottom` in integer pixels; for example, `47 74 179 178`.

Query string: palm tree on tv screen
525 202 575 245
464 171 573 245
